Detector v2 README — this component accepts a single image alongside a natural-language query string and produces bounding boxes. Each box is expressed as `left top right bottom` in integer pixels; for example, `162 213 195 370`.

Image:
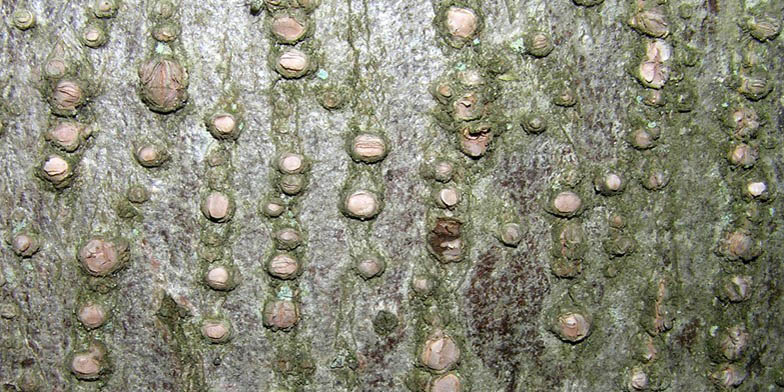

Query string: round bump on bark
434 186 460 209
745 180 770 201
204 264 238 291
498 223 523 247
134 143 169 168
628 127 659 150
628 7 669 38
205 145 231 168
11 233 40 258
127 185 150 204
201 191 235 223
433 82 453 103
642 88 665 107
747 14 781 42
720 275 752 303
274 227 302 250
726 106 759 140
342 190 382 220
77 237 130 277
202 319 232 344
44 60 68 80
709 364 746 389
452 92 484 121
152 0 176 20
445 7 477 38
738 72 772 101
420 331 460 372
459 125 492 158
81 24 108 48
39 155 74 189
727 143 758 169
46 122 87 152
432 161 454 183
373 310 399 336
430 373 462 392
77 302 108 330
608 214 626 229
627 367 649 391
206 112 242 140
526 31 554 57
152 22 180 42
70 342 108 381
275 48 311 79
548 191 583 217
318 88 346 110
93 0 119 18
642 167 669 191
521 113 548 134
270 13 308 43
412 274 435 296
138 56 189 113
594 172 625 196
263 299 300 331
278 174 306 195
442 6 480 47
349 134 388 163
718 229 761 262
553 86 578 107
12 9 36 30
41 42 72 81
719 326 749 362
636 58 670 89
267 253 301 280
355 256 385 280
276 152 307 174
552 311 592 343
50 79 87 116
261 197 286 218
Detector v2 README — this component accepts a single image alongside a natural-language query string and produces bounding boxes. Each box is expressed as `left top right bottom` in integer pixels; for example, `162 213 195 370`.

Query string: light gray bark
1 0 783 391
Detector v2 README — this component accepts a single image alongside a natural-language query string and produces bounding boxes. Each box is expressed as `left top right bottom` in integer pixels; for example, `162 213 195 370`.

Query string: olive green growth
155 295 207 392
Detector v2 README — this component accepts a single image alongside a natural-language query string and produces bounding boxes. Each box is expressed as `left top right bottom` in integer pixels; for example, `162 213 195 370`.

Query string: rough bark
1 0 783 391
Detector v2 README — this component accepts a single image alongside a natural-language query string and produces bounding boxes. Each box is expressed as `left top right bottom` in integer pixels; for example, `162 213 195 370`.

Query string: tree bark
0 0 783 391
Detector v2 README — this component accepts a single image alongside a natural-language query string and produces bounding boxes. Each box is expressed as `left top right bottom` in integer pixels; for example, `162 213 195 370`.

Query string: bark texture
1 0 783 391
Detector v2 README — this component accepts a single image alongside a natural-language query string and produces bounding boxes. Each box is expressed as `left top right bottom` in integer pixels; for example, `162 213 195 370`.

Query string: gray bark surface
0 0 783 391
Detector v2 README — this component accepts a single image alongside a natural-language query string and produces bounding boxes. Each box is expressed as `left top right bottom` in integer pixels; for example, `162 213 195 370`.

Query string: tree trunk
1 0 783 391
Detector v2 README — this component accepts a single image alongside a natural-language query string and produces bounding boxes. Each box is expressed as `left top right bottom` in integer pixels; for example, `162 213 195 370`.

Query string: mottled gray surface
1 0 783 391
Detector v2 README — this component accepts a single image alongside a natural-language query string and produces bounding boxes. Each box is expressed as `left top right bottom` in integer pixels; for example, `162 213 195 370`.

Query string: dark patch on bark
465 248 552 391
674 318 701 352
707 0 718 15
359 322 407 390
427 217 462 262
